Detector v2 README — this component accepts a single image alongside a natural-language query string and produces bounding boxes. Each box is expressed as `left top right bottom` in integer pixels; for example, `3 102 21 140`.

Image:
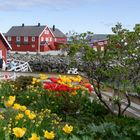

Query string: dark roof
89 34 108 43
50 28 66 38
5 25 66 38
5 25 46 36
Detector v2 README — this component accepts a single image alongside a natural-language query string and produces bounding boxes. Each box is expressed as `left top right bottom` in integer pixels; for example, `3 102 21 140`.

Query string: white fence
7 59 32 72
0 59 32 80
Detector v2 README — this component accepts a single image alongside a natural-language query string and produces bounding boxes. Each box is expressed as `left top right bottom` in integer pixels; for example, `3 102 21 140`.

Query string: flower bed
0 74 94 139
0 74 140 140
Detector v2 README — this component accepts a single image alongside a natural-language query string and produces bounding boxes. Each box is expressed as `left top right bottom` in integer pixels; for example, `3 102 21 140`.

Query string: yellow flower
28 133 40 140
28 113 36 120
1 96 4 99
15 113 24 121
32 78 37 81
5 96 16 107
5 100 14 107
36 79 40 83
26 96 29 98
20 105 27 111
44 130 55 140
63 124 73 134
9 96 16 102
32 81 35 85
13 103 21 110
25 109 31 115
0 114 4 119
39 74 47 80
71 91 77 96
13 127 26 138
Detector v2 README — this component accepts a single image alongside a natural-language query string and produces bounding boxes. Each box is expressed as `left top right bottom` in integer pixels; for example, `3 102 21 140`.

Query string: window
45 30 49 34
32 45 35 48
7 37 11 41
17 45 20 47
46 37 49 42
41 37 44 41
50 37 52 42
32 37 35 42
101 46 104 51
24 37 28 42
16 36 20 42
98 42 104 46
55 38 57 42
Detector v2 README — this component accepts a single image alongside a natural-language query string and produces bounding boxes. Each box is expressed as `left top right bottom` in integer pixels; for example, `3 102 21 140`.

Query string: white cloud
0 0 99 11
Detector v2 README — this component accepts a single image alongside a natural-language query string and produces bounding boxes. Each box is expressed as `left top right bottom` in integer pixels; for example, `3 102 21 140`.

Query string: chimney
38 23 40 27
22 23 24 27
53 25 55 31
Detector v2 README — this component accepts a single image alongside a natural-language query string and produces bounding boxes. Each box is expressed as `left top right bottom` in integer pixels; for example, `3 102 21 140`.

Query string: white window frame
50 37 52 42
16 36 20 42
46 37 49 42
7 37 11 41
32 37 35 42
24 37 28 42
32 45 35 48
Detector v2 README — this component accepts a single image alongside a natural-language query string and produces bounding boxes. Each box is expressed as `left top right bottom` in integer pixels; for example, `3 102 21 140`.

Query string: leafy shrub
135 85 140 94
14 76 33 91
105 116 140 139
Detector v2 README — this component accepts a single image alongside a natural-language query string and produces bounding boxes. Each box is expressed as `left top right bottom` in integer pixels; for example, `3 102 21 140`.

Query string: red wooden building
89 34 108 51
0 32 12 62
5 23 67 52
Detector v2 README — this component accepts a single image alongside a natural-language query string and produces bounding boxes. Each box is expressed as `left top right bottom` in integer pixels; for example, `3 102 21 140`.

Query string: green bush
14 76 33 91
135 85 140 94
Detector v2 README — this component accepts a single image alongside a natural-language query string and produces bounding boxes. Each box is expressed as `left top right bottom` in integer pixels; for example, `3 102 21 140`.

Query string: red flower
84 83 94 92
49 77 58 83
56 93 62 97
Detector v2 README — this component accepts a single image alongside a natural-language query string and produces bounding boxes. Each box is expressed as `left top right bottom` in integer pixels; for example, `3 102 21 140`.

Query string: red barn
5 23 67 52
0 32 12 62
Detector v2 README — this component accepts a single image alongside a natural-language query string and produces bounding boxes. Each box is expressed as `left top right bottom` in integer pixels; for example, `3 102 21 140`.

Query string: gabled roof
0 32 12 50
50 28 66 38
5 26 46 36
5 25 46 36
5 25 66 38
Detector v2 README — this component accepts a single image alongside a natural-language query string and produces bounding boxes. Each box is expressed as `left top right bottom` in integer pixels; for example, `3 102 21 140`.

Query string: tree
67 24 140 116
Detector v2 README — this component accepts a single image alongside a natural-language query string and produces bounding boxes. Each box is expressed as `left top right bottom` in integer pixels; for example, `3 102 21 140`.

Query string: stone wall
7 53 71 73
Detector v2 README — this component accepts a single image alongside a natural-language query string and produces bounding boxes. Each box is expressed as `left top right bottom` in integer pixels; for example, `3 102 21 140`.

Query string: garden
1 23 140 140
0 74 140 140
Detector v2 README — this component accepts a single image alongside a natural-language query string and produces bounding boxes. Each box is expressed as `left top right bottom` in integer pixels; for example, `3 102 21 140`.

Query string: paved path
101 91 140 119
0 71 89 82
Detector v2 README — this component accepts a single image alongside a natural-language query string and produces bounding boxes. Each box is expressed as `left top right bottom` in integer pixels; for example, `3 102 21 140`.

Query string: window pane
32 37 35 41
16 37 20 41
24 37 28 42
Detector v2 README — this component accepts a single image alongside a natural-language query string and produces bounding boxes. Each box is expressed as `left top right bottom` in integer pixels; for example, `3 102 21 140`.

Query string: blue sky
0 0 140 34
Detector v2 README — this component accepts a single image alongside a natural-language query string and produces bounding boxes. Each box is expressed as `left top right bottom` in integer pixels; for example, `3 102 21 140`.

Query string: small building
89 34 108 51
5 23 67 52
0 32 12 62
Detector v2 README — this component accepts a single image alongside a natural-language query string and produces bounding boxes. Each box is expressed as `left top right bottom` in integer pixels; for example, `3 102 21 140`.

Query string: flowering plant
42 75 93 115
